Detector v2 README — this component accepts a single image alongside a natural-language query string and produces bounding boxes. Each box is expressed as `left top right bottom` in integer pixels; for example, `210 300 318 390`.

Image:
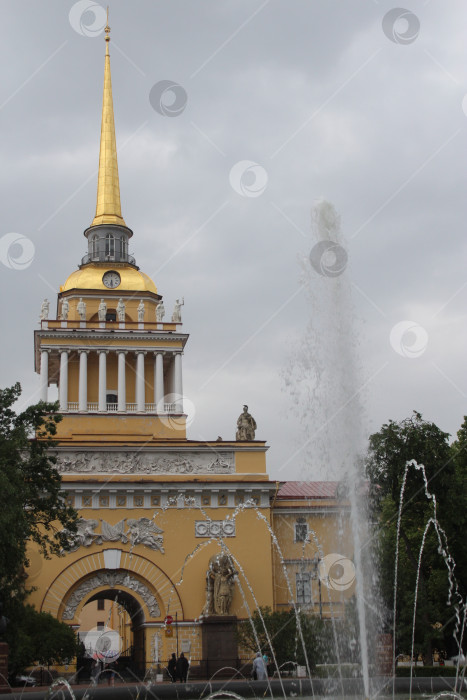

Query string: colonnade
39 348 183 413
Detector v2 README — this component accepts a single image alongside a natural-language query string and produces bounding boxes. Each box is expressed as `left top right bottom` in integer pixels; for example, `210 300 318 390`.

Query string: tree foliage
365 411 466 661
0 383 78 602
236 606 360 670
7 604 79 676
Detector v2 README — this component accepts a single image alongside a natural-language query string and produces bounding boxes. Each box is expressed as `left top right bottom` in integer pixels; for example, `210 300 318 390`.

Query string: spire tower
91 12 126 227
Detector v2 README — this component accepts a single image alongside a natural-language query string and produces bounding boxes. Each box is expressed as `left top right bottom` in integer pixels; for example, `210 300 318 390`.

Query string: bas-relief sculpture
236 405 256 441
195 520 236 538
62 571 160 620
64 517 164 553
204 553 237 616
54 451 235 475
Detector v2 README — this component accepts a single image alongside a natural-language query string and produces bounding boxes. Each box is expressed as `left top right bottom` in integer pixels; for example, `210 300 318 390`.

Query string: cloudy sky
0 1 466 481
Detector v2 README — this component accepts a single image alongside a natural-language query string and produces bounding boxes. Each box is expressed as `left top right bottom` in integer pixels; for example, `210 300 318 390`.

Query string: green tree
365 411 462 662
0 383 77 602
236 606 336 671
7 604 79 676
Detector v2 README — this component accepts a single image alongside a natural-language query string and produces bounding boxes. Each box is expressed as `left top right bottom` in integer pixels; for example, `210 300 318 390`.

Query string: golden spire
91 9 126 227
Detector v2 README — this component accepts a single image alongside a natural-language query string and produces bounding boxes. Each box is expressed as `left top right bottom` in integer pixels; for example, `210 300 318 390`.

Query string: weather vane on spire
105 6 110 42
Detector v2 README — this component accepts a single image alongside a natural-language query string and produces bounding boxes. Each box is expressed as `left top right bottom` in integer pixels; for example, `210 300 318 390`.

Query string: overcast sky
0 1 466 481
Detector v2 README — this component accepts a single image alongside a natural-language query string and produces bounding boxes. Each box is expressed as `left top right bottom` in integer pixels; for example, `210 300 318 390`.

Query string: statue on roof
236 405 256 441
40 299 49 320
98 299 107 322
117 298 125 322
155 300 165 322
172 297 184 323
137 300 145 322
77 298 86 321
60 298 69 320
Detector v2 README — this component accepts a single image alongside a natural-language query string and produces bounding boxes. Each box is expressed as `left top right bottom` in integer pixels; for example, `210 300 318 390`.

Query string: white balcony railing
65 402 182 414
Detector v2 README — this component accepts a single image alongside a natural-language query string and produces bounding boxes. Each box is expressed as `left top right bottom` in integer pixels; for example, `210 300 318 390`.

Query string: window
97 599 105 611
106 311 116 322
91 235 98 257
105 233 115 257
296 572 312 605
295 518 308 542
97 621 105 630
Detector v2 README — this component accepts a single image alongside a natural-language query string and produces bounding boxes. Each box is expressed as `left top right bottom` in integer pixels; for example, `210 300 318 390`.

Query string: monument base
201 615 238 678
0 642 11 693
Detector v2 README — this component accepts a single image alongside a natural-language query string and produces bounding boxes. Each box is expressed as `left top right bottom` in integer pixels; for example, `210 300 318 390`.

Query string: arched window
105 233 115 258
91 235 98 258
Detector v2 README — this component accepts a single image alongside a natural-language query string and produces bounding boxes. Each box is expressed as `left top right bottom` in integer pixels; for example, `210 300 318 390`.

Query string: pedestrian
167 653 177 682
176 652 189 682
106 659 117 686
91 658 101 684
252 652 267 681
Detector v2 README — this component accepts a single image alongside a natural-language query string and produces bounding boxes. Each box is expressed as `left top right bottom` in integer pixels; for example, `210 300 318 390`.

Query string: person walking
167 653 177 682
252 652 267 680
176 652 189 682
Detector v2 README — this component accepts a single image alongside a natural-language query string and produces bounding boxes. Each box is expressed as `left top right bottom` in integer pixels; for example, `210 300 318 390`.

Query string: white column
40 350 49 402
136 351 146 412
117 351 127 412
154 352 164 408
59 350 68 411
174 352 183 412
78 350 88 411
98 350 107 412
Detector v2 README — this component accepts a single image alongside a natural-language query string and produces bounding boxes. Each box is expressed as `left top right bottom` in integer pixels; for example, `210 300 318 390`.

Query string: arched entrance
41 550 183 677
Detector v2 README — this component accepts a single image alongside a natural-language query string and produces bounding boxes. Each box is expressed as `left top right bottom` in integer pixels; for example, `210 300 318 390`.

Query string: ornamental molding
36 332 189 344
55 451 235 475
195 520 236 538
64 517 164 553
62 570 160 620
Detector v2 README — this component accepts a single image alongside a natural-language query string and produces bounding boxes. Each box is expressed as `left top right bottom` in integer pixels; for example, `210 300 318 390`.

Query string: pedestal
376 633 393 675
201 615 237 678
0 642 11 692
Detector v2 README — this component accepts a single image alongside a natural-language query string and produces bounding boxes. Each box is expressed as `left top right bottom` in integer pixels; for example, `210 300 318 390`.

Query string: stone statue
77 298 86 321
40 299 49 320
236 405 257 441
155 300 165 322
172 297 184 323
127 518 164 552
204 553 236 616
60 298 69 320
98 299 107 322
117 298 126 322
137 300 145 322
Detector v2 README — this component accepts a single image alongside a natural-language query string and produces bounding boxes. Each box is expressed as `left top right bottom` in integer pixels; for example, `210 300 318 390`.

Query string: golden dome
60 264 158 294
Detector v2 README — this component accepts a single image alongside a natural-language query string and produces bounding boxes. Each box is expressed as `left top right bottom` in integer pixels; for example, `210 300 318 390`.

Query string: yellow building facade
26 24 354 677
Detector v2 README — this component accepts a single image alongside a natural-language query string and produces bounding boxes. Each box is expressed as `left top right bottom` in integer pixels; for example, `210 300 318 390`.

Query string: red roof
277 481 338 499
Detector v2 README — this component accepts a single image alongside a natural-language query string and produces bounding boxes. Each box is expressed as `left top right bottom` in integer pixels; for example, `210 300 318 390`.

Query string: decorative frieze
64 517 164 553
62 571 160 620
195 520 236 538
54 451 235 475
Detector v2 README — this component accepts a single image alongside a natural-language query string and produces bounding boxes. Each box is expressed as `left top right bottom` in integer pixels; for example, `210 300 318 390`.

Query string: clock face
102 271 121 289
